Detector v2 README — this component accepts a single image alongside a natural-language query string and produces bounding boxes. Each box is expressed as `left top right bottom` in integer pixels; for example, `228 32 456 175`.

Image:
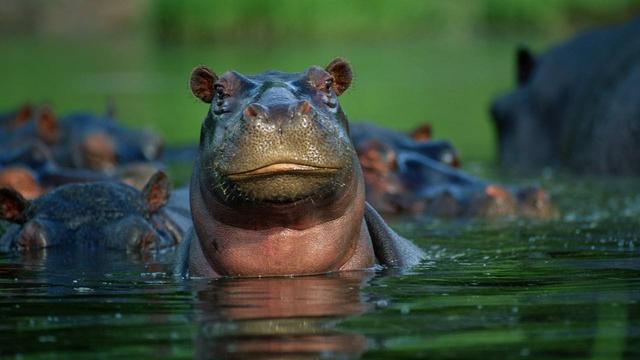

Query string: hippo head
490 47 557 168
189 58 360 230
59 112 164 172
15 107 59 145
0 172 179 252
0 104 33 129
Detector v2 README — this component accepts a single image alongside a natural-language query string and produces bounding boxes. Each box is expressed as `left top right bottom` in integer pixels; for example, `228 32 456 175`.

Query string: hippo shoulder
173 228 193 277
173 227 218 278
364 202 425 267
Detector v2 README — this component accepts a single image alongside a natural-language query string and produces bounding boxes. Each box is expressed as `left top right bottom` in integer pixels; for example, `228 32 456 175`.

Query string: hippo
351 122 460 168
0 172 189 252
491 18 640 174
0 104 33 130
0 106 59 148
0 141 164 199
0 105 164 172
175 58 425 278
51 111 164 171
351 123 554 219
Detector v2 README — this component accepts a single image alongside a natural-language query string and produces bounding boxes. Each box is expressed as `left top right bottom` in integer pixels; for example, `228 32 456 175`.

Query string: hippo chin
176 58 425 278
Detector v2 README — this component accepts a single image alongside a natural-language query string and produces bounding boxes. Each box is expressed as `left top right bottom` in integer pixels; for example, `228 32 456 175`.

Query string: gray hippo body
0 172 188 253
491 18 640 174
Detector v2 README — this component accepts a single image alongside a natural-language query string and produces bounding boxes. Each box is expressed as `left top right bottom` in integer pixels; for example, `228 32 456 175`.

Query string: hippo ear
0 188 30 224
325 58 352 96
516 46 536 85
13 104 33 127
36 107 59 144
190 65 218 103
141 171 171 214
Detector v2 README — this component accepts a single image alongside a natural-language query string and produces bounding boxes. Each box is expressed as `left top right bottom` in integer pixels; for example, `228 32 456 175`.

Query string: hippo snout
242 100 315 128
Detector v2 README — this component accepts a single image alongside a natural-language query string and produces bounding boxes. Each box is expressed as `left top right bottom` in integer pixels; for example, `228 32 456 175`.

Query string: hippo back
491 18 640 174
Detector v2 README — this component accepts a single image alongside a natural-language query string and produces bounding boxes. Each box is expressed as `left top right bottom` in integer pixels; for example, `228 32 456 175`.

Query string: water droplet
400 305 410 315
38 335 56 343
73 287 94 293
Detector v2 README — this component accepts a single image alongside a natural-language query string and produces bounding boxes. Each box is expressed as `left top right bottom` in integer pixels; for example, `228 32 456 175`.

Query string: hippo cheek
469 185 518 218
16 221 52 250
107 216 164 253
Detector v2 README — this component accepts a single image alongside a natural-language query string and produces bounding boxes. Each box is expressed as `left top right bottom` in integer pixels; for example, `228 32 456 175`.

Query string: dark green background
1 0 638 161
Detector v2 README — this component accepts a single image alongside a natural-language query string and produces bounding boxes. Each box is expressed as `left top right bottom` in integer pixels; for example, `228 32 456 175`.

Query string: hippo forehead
27 183 146 226
232 69 313 84
220 67 327 96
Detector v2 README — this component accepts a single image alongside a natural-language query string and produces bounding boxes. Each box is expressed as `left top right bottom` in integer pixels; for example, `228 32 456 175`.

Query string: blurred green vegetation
1 0 639 162
148 0 640 44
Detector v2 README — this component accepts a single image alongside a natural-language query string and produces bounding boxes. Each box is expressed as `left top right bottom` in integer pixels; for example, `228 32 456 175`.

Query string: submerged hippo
350 122 554 219
0 104 163 172
491 18 640 174
0 141 164 199
0 172 188 252
351 122 460 168
176 58 425 277
0 104 33 130
53 111 163 171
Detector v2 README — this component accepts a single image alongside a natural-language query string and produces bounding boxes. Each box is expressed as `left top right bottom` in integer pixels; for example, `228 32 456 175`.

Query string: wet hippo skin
491 18 640 174
0 171 187 253
175 58 425 278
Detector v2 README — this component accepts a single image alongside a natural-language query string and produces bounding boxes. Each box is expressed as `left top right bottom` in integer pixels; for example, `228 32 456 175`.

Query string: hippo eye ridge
214 85 227 99
213 85 229 115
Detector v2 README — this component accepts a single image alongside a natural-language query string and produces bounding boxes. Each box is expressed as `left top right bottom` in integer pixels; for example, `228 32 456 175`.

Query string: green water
0 170 638 359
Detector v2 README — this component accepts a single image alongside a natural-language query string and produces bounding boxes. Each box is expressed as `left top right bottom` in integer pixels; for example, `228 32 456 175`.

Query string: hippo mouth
225 163 340 180
214 161 349 204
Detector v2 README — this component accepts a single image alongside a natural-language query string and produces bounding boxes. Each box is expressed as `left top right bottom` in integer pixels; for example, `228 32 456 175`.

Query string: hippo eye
324 78 333 92
214 85 226 99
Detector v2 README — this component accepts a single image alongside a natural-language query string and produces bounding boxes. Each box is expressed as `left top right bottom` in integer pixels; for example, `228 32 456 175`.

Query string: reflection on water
193 273 372 359
0 173 639 359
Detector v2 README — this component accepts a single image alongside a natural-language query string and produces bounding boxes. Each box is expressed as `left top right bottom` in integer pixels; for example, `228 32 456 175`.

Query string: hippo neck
192 155 362 230
189 162 376 276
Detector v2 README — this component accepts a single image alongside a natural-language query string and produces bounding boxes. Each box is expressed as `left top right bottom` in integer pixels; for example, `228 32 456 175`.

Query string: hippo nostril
243 103 268 120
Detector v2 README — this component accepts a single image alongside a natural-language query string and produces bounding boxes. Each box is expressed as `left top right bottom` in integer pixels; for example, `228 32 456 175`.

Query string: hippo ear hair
141 171 171 214
35 106 59 144
190 65 219 103
516 46 536 85
0 188 29 224
325 58 352 96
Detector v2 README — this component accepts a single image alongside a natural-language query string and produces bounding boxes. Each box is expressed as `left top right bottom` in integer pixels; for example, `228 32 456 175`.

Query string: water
1 170 638 359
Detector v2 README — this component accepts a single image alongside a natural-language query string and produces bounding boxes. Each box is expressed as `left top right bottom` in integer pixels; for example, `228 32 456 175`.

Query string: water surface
1 170 638 359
